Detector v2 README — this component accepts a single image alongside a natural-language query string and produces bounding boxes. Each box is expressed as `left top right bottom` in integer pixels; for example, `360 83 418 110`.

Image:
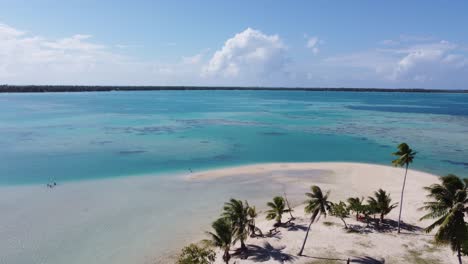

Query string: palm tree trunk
284 192 295 219
457 244 462 264
380 213 384 223
298 218 313 256
397 163 409 234
240 239 247 251
341 218 348 229
223 248 230 264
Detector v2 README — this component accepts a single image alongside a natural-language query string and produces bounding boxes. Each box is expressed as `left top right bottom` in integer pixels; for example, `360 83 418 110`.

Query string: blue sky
1 0 468 88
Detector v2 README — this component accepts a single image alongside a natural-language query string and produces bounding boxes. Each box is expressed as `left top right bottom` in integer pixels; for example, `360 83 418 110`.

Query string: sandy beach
189 162 465 264
1 162 464 264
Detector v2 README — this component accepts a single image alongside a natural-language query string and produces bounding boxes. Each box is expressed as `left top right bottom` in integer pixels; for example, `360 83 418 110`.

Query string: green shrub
177 243 216 264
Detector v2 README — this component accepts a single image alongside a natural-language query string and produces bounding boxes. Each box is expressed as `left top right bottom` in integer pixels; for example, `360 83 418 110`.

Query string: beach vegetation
177 243 216 264
367 189 398 224
361 203 379 227
329 201 350 229
392 142 417 233
206 218 234 264
222 199 250 251
265 196 291 226
298 185 332 256
347 197 364 221
420 174 468 264
247 205 262 237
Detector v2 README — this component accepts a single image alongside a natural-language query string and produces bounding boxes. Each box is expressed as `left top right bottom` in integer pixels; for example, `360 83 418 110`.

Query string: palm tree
361 203 378 228
266 196 290 226
207 218 234 264
284 192 295 220
298 185 331 256
247 206 260 237
392 142 417 233
222 199 250 251
347 197 364 221
367 189 398 224
420 174 468 264
330 201 350 229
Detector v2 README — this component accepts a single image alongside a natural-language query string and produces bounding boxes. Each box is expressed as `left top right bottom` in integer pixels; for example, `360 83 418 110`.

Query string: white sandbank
1 162 464 264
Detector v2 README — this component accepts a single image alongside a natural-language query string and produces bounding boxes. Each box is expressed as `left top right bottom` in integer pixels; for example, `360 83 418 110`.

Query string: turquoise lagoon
1 90 467 185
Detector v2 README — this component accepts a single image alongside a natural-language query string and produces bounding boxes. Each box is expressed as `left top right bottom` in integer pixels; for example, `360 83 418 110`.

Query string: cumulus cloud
390 41 468 83
1 21 467 89
306 36 320 55
202 28 288 82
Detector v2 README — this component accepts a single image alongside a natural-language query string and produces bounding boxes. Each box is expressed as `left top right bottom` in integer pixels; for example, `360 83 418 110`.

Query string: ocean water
1 90 467 185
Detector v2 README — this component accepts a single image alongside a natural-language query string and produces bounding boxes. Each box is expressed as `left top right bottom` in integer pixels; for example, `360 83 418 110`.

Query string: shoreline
2 162 463 264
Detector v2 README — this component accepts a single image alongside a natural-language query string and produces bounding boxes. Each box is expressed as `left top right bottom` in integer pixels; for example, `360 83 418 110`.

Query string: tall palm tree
207 218 234 264
222 199 249 251
367 189 398 223
347 197 364 221
392 142 417 233
266 196 290 226
420 174 468 264
298 185 331 256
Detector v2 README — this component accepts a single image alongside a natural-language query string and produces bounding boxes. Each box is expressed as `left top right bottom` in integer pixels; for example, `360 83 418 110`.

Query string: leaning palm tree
298 185 331 256
207 218 234 264
392 142 417 233
266 196 290 226
347 197 364 221
283 191 295 220
420 174 468 264
367 189 398 224
330 201 350 229
222 199 250 251
247 206 261 237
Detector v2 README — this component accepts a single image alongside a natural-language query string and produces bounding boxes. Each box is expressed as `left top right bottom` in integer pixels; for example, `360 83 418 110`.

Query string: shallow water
0 167 328 264
1 90 467 185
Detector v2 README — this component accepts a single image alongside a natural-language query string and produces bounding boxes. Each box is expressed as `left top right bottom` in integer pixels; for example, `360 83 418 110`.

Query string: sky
1 0 468 89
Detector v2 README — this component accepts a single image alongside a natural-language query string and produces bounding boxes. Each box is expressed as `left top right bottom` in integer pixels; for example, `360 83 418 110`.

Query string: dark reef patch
441 160 468 168
118 150 147 155
104 126 179 135
213 154 234 161
260 132 287 136
90 140 113 145
175 119 269 127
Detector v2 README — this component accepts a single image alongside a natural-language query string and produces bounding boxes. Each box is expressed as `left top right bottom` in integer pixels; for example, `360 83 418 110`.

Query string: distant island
1 85 467 93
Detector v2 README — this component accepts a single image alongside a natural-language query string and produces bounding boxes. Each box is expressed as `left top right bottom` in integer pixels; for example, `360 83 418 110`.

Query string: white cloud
0 22 207 85
381 39 399 46
390 41 468 85
182 53 204 64
321 39 468 88
202 28 288 82
306 36 320 55
1 21 467 89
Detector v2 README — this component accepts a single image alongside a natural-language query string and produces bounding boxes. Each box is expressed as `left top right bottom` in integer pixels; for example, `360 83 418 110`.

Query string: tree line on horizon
1 85 468 93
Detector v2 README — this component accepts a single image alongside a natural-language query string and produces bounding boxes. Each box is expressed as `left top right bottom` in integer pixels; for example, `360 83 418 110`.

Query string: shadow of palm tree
301 255 347 261
286 223 308 232
347 224 373 234
351 256 385 263
377 219 422 233
234 242 297 263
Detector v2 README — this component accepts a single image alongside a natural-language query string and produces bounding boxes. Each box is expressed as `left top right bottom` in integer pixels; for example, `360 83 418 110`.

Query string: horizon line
1 85 467 93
